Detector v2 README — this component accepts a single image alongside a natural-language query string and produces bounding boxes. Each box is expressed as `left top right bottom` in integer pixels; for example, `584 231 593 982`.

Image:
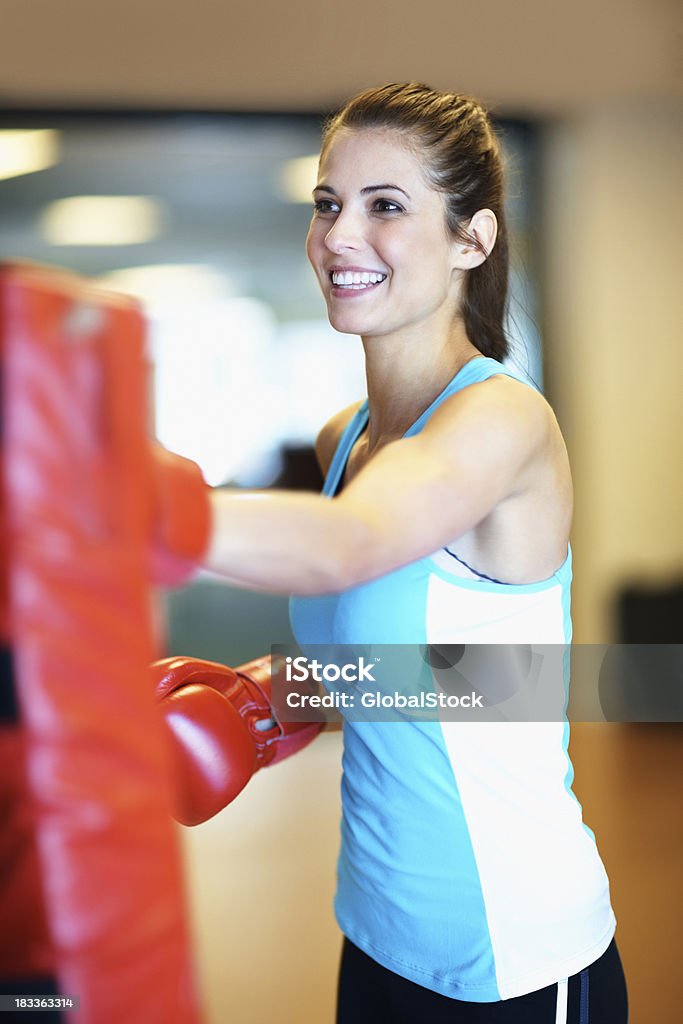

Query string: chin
328 312 370 336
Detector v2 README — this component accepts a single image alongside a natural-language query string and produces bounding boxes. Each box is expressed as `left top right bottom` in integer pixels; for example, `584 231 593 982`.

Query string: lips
327 267 388 294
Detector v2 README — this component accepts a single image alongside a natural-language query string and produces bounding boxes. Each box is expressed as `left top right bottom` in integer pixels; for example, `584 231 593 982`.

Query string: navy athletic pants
337 936 628 1023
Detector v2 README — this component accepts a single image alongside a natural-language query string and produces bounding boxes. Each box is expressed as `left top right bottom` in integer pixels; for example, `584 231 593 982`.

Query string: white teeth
331 270 387 287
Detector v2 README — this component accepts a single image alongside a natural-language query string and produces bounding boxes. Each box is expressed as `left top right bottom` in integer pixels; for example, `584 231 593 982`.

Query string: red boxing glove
152 654 324 825
149 444 212 587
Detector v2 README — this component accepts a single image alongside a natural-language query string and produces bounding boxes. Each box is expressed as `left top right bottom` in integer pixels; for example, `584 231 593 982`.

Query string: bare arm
203 378 549 595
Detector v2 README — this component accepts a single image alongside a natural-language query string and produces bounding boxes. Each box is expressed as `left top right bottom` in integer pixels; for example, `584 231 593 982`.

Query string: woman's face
306 128 462 341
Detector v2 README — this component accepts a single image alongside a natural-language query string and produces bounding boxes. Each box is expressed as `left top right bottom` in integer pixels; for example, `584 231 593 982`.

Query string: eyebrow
313 183 411 199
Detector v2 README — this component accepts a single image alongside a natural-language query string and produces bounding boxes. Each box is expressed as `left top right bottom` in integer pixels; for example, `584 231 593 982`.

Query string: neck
361 322 483 450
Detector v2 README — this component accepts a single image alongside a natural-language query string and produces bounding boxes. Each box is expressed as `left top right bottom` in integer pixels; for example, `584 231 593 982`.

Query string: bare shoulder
422 374 572 580
315 399 366 477
421 372 572 519
424 373 558 464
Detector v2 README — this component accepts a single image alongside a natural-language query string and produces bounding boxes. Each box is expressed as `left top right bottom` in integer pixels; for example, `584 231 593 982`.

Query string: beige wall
541 101 683 642
0 0 678 115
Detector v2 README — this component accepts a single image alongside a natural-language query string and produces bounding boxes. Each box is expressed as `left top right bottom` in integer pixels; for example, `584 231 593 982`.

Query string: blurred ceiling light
279 154 319 203
40 195 163 246
98 264 234 308
0 129 60 181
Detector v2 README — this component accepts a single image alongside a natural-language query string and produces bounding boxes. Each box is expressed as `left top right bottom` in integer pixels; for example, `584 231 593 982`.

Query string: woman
200 83 629 1022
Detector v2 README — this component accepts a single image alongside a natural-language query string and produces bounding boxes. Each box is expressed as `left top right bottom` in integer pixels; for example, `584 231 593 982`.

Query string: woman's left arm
204 378 549 595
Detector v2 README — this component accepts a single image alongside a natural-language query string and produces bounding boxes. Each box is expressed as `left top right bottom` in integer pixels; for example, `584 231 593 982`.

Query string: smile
330 270 387 291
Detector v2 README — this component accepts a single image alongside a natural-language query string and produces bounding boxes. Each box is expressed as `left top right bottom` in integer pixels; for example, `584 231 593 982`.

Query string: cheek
305 224 316 265
305 219 326 263
380 225 439 270
305 228 331 294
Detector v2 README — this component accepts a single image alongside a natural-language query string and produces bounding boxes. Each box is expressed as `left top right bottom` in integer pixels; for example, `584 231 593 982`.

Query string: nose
323 208 364 254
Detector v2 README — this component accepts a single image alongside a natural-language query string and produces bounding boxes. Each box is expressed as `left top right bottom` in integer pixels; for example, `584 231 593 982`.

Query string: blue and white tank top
289 356 616 1002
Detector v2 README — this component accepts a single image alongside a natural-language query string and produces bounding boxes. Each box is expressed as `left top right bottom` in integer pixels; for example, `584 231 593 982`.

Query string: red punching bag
0 263 203 1023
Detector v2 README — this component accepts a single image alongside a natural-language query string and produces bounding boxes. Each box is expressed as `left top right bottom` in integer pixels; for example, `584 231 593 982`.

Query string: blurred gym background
1 1 681 1020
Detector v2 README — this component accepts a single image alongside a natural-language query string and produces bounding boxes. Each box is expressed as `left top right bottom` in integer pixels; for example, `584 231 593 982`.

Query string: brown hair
322 83 510 361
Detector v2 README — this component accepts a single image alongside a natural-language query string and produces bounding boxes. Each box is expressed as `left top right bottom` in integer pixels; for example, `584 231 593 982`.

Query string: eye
372 198 404 214
313 198 340 215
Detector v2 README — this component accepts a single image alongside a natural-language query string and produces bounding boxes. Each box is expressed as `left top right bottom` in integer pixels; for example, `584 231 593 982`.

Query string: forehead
317 127 430 190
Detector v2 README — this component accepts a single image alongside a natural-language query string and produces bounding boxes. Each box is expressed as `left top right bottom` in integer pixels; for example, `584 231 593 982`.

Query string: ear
452 209 498 270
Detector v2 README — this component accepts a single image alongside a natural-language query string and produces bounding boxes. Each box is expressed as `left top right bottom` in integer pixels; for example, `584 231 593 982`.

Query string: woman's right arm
152 405 363 815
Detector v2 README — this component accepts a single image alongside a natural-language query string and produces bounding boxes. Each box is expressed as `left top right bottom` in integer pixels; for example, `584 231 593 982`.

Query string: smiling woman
312 85 509 361
150 83 627 1024
307 128 497 345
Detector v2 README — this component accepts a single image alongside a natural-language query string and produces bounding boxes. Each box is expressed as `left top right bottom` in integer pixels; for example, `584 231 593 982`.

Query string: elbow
298 549 367 597
320 553 363 595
